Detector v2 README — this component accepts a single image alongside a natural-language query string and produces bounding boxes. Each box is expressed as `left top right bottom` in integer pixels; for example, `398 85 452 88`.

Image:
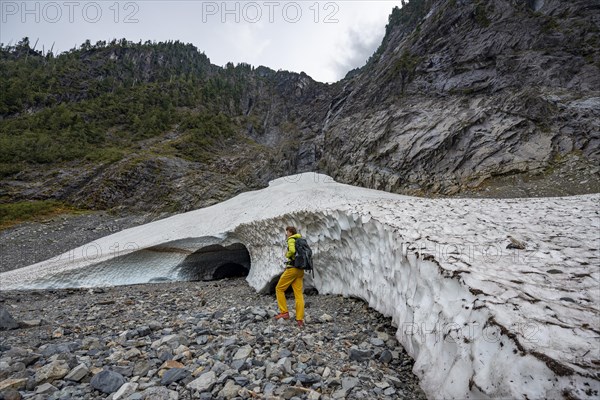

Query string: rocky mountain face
1 0 598 215
319 0 600 196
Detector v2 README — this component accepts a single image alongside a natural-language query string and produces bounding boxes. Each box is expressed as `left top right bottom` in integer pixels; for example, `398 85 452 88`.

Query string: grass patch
84 147 127 163
0 162 23 178
0 200 85 230
474 2 491 27
542 17 560 33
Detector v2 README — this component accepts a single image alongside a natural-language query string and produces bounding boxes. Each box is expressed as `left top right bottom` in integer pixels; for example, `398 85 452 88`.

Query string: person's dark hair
286 226 297 235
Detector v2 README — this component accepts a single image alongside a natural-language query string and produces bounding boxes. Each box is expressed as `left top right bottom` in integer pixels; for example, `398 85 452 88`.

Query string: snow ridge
1 173 598 399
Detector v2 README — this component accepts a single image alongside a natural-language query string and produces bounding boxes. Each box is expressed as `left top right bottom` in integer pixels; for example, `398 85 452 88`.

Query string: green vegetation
389 50 421 90
367 0 434 65
173 112 237 161
0 200 83 230
385 0 433 37
541 17 560 33
0 38 258 176
474 2 491 27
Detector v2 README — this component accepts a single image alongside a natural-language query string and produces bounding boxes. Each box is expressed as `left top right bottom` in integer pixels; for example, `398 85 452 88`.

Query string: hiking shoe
275 312 290 320
297 320 304 328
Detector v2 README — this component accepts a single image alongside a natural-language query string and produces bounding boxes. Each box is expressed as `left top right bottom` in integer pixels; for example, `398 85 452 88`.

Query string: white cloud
0 1 400 82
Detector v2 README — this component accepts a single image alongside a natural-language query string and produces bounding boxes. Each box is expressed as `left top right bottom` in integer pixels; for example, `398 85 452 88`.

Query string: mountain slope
320 0 600 196
1 0 599 215
0 40 330 212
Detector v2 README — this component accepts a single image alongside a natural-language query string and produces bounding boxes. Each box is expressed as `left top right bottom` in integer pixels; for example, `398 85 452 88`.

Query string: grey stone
231 359 245 371
349 349 372 362
157 349 173 362
277 357 293 375
283 386 309 399
160 368 190 386
151 335 187 350
233 345 252 361
263 382 276 396
0 388 21 400
295 373 321 385
379 349 393 364
342 377 360 391
265 362 282 379
113 382 139 400
35 382 58 395
133 361 153 377
56 352 78 369
211 361 229 376
0 307 18 331
250 307 267 318
233 376 249 386
196 335 209 345
9 362 25 373
19 319 43 328
187 371 216 392
279 349 292 358
139 386 179 399
384 374 402 388
34 360 70 384
65 363 89 382
148 321 162 331
40 342 79 357
90 370 127 394
137 326 152 337
319 313 333 322
220 380 242 398
111 365 134 377
0 378 28 392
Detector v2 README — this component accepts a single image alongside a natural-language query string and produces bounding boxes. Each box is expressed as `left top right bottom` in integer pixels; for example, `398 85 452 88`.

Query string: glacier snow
1 173 598 399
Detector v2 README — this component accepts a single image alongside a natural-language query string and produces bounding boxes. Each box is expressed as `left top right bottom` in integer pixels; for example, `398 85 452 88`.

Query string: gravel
0 279 427 399
0 212 163 274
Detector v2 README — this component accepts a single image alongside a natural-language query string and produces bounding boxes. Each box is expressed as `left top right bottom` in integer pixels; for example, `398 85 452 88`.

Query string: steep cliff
320 0 600 196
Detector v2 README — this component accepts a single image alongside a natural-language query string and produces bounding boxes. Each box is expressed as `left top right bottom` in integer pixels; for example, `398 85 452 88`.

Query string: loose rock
0 307 19 331
90 370 126 394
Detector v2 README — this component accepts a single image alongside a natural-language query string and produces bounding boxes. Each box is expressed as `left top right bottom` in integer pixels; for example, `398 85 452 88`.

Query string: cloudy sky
1 0 400 82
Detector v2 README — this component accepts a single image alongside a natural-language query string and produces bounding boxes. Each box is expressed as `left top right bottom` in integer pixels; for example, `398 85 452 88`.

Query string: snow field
1 173 598 399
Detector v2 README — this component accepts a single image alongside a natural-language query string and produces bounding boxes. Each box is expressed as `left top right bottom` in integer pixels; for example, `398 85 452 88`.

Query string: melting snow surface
1 173 598 399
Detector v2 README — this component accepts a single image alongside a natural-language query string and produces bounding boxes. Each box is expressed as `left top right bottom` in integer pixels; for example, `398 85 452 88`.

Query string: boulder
90 370 126 394
0 307 18 331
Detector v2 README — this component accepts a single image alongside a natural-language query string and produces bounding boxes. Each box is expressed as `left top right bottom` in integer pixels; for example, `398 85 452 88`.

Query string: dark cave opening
177 243 251 282
213 262 249 280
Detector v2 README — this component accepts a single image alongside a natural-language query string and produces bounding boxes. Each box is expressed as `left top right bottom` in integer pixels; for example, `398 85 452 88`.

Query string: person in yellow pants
275 226 305 327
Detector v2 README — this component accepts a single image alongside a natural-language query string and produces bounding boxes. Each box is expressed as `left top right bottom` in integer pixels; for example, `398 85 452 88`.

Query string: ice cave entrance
177 243 251 281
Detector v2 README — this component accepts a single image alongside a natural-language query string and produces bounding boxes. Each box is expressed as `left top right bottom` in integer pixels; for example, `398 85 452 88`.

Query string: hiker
275 226 305 327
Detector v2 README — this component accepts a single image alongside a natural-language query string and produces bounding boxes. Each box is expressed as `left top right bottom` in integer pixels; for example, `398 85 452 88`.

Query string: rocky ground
457 156 600 199
0 278 427 400
0 213 161 274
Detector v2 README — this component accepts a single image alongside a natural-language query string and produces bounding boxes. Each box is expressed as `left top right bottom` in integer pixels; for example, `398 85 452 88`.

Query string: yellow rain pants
276 267 305 321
